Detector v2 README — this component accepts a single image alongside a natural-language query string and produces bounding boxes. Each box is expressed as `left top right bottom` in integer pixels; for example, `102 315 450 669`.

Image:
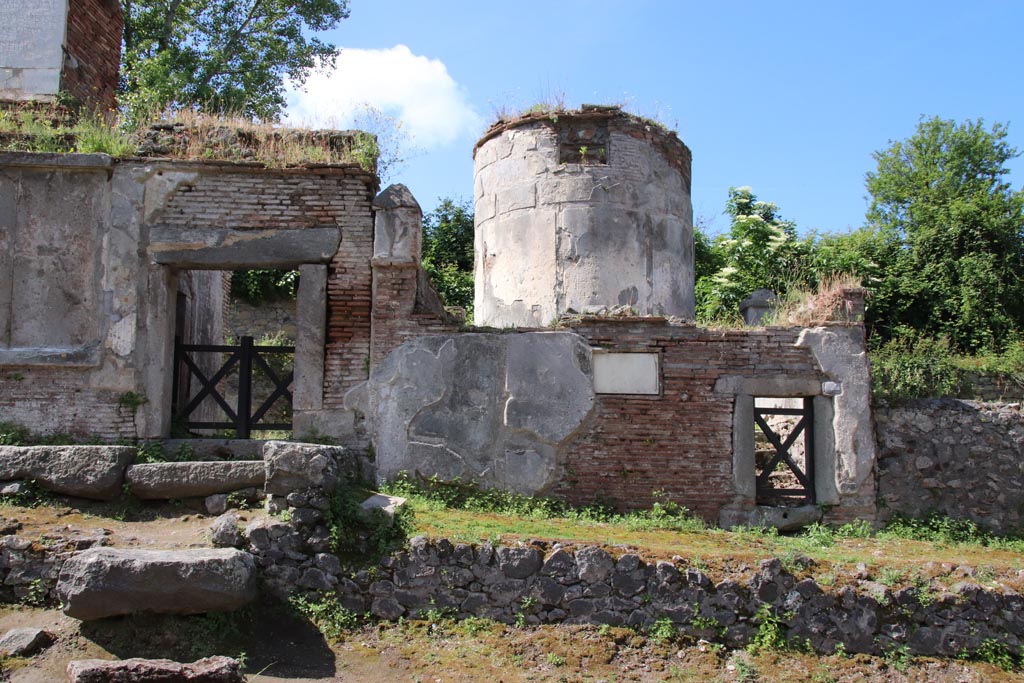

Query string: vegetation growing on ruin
421 198 475 318
0 103 381 171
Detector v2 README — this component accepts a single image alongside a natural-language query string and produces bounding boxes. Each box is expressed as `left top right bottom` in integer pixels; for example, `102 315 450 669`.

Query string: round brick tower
472 105 694 327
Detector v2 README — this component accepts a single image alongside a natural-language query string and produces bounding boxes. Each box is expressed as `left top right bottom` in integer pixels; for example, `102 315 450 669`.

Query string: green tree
695 187 812 322
120 0 350 121
421 198 474 318
865 117 1024 351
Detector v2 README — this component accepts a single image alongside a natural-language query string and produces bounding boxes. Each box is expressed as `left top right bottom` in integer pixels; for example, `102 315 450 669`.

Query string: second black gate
754 398 815 506
172 336 294 438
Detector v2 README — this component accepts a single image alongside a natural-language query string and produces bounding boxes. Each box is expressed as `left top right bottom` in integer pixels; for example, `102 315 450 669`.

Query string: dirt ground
2 602 1023 683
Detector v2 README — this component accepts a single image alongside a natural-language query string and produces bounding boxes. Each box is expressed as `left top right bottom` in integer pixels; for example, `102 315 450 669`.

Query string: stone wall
0 151 377 440
0 0 121 110
0 0 68 102
225 298 297 342
473 108 694 328
0 153 141 440
875 399 1024 534
246 526 1024 660
351 315 876 525
959 372 1024 402
559 320 840 522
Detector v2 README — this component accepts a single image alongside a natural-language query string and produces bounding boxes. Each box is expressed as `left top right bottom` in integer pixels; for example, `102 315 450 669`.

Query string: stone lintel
148 227 341 268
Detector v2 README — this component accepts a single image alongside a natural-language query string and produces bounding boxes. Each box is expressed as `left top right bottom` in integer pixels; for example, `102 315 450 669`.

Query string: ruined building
0 6 878 528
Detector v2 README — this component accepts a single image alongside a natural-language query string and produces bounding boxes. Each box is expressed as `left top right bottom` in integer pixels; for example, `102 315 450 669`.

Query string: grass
0 102 380 170
384 474 1024 590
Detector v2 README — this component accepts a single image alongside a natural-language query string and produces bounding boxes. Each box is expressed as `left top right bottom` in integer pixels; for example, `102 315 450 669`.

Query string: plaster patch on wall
106 314 135 357
350 332 595 494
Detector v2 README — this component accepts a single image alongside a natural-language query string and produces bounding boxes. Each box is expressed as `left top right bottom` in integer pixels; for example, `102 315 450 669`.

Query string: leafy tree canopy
695 187 812 322
121 0 350 121
421 198 475 318
864 117 1024 352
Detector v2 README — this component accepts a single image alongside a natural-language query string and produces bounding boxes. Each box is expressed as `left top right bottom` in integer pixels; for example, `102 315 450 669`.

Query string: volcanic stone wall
875 399 1024 534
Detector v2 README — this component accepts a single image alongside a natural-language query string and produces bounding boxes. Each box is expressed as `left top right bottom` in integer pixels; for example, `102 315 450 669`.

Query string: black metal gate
754 398 815 506
172 336 294 438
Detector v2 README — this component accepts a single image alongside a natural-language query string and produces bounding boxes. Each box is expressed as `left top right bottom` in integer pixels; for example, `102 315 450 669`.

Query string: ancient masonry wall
225 299 298 342
0 152 376 440
322 193 374 412
62 0 122 112
875 399 1024 535
559 320 824 521
370 266 459 366
473 110 694 328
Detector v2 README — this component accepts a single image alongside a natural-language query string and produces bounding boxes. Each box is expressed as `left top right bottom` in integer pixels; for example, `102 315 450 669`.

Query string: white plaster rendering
0 0 67 101
797 326 877 499
592 351 660 395
348 332 595 494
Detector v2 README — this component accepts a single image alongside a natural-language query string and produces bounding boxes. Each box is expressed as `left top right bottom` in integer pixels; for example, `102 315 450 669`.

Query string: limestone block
66 656 243 683
148 227 341 268
372 183 421 263
360 493 406 521
126 461 265 500
0 446 133 500
293 264 327 412
263 441 344 496
797 326 876 496
58 548 257 620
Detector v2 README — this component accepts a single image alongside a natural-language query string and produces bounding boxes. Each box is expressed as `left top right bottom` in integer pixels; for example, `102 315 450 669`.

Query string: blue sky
285 1 1024 236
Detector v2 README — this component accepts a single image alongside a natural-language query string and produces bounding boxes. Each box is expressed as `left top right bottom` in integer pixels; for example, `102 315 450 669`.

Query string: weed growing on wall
325 486 415 561
869 334 966 402
289 593 361 641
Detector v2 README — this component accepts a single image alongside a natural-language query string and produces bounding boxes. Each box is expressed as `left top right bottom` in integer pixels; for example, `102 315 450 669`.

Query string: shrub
870 333 965 402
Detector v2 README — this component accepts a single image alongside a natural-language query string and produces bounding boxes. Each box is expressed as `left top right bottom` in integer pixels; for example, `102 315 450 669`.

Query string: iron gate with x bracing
172 336 294 438
754 398 815 506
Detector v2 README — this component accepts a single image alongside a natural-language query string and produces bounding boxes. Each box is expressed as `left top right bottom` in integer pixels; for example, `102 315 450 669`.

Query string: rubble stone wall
875 399 1024 534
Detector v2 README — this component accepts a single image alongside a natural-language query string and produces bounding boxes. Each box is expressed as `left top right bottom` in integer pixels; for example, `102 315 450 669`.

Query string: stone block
66 656 243 683
263 441 344 496
57 548 257 620
0 627 52 657
126 461 265 500
149 227 341 268
0 446 133 500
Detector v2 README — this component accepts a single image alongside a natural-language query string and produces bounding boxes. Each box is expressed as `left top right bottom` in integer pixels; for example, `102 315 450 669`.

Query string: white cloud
285 45 482 149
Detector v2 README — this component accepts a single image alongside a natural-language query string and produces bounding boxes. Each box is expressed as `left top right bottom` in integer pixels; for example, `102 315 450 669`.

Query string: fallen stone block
66 656 243 683
126 461 265 499
263 441 343 496
57 548 257 620
360 493 406 522
0 446 133 500
209 513 243 548
0 627 53 657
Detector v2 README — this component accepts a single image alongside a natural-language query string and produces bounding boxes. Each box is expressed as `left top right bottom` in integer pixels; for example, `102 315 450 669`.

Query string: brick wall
370 266 459 366
62 0 122 112
557 320 825 522
322 192 375 411
0 369 136 441
157 166 375 231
